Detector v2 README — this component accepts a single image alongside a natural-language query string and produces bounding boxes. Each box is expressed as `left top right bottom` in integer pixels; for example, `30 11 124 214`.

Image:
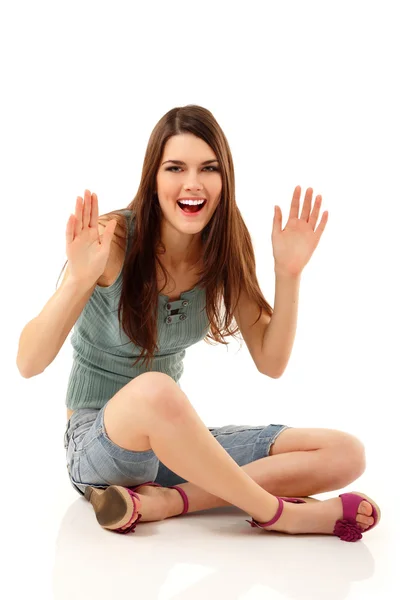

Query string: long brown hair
57 104 273 369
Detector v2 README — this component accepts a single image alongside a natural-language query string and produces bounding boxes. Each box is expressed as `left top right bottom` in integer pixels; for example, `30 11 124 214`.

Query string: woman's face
156 133 222 234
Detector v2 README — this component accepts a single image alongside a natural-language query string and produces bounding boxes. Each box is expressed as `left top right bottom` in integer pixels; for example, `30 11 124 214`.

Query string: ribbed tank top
65 209 210 410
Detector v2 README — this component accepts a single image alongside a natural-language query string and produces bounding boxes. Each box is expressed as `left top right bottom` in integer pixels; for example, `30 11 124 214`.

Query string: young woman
17 105 380 541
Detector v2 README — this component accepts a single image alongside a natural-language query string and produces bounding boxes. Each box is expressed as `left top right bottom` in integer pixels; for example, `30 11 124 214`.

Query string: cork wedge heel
84 481 189 534
84 485 142 533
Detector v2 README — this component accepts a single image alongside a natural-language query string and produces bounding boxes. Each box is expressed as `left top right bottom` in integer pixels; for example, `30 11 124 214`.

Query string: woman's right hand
66 189 117 285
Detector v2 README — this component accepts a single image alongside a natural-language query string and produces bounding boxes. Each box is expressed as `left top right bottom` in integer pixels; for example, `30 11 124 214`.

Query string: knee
334 434 367 485
132 372 188 419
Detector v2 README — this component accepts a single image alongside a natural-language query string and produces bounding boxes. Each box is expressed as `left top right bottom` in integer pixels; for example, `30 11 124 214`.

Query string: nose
184 180 204 192
183 170 206 191
184 185 204 192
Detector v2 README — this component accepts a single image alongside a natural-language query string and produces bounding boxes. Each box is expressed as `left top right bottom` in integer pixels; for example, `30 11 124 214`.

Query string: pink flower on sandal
333 519 363 542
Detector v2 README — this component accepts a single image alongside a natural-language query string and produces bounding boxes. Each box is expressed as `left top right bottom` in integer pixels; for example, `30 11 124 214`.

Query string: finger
308 195 322 229
300 188 313 221
82 189 91 229
272 205 282 235
90 192 99 229
314 211 329 242
66 214 75 244
289 185 301 220
74 196 83 237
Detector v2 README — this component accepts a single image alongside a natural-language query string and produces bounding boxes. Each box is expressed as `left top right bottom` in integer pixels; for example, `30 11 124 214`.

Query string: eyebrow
162 159 219 166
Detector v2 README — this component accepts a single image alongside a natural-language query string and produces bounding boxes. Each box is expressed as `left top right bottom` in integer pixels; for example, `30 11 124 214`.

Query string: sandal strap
128 482 189 517
168 485 189 515
246 497 284 528
339 492 378 529
245 496 306 529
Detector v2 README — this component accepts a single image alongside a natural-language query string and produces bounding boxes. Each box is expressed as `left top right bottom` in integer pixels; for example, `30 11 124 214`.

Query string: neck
158 219 203 270
158 252 202 273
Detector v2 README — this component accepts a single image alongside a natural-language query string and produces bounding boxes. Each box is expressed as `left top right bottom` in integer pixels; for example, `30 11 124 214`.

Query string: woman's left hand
272 185 329 278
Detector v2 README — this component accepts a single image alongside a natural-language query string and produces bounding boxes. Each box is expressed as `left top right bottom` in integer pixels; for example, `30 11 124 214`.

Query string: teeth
178 199 205 206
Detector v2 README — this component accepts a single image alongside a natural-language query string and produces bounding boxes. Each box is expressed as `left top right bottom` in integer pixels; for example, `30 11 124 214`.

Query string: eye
166 166 219 172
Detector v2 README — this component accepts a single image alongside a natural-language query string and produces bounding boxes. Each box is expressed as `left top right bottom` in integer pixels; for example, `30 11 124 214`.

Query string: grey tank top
65 209 210 410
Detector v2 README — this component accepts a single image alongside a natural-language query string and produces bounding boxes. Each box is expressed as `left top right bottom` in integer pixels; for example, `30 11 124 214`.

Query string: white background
2 1 399 598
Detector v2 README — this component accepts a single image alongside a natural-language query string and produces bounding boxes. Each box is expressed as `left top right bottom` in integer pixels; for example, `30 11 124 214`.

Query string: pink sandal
84 481 189 535
246 490 381 542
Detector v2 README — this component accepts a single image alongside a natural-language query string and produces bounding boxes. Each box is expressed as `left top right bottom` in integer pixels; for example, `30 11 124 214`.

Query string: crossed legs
102 373 373 533
162 426 366 516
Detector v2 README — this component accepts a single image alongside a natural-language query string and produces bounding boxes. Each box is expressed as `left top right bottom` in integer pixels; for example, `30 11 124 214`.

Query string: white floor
6 322 400 600
6 340 399 600
3 449 398 600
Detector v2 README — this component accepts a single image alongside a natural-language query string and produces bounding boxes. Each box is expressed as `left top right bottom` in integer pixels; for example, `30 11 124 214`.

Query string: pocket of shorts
67 455 103 492
67 460 107 494
66 411 100 454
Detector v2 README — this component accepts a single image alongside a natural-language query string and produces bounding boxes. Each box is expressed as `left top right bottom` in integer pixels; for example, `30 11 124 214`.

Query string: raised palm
66 189 116 284
272 186 328 277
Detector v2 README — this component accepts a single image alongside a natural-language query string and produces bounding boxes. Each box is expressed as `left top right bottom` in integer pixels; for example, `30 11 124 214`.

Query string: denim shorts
63 405 290 496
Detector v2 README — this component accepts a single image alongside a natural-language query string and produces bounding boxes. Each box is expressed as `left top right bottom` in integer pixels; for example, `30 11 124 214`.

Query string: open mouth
177 199 207 215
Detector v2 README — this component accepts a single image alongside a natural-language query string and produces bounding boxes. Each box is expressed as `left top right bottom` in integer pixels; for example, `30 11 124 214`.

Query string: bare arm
260 272 301 378
16 189 117 378
16 272 96 378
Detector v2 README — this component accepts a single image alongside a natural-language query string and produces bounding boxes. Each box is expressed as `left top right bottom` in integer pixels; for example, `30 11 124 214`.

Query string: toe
358 500 373 516
356 514 374 527
355 500 374 529
356 502 375 528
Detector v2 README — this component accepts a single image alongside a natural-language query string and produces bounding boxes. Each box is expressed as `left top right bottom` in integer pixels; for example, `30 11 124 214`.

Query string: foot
119 485 177 530
259 496 375 536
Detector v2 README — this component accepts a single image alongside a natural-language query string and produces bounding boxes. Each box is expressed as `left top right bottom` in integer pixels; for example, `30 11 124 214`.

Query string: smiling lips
177 198 207 215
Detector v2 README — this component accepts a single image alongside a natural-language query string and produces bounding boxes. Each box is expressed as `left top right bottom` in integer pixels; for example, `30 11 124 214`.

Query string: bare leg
166 449 338 516
144 397 281 525
165 427 368 516
104 375 376 534
136 447 373 531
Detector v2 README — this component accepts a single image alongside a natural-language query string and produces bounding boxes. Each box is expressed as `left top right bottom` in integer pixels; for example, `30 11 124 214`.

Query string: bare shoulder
96 212 129 287
97 212 127 237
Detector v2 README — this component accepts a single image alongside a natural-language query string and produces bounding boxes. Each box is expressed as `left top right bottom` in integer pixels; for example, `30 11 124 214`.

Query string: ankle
251 495 282 526
166 488 186 518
